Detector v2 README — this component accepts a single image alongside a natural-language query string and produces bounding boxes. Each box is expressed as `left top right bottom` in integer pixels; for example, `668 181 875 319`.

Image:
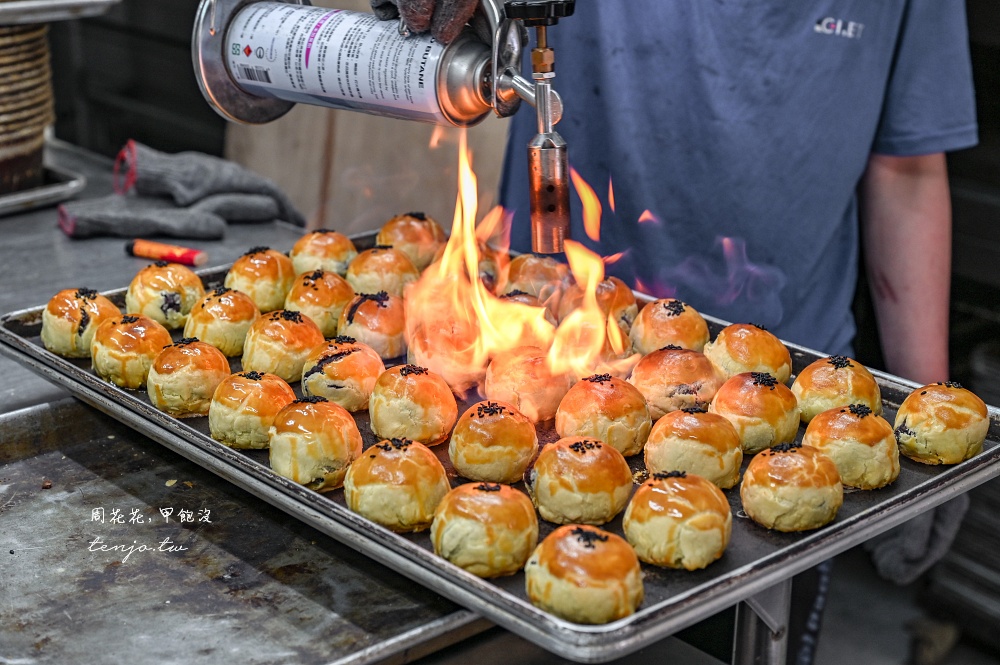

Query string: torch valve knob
504 0 576 27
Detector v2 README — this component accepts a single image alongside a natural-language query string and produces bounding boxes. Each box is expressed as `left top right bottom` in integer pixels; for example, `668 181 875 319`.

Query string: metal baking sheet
0 398 484 665
0 164 86 217
3 236 1000 663
0 0 120 24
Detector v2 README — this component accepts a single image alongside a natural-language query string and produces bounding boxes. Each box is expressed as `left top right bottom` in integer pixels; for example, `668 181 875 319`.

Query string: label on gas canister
227 3 446 123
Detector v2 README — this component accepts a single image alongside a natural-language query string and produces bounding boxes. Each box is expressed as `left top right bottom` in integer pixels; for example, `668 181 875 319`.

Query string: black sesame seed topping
476 401 507 418
475 483 502 492
405 211 427 220
748 322 768 331
940 381 963 389
293 395 328 404
827 355 853 369
346 291 390 323
568 440 602 454
674 384 698 395
662 300 686 317
751 372 778 389
660 344 683 351
120 315 139 324
400 364 428 376
74 288 98 300
653 470 687 480
76 307 90 335
894 422 915 441
500 290 530 299
767 442 802 454
303 269 325 283
239 371 265 381
682 405 708 414
153 260 170 268
313 228 337 234
333 335 357 344
376 438 414 451
583 373 613 384
160 292 181 314
570 527 608 549
244 246 270 256
302 348 358 378
171 337 199 347
372 244 394 251
211 286 231 297
275 310 304 323
848 404 872 418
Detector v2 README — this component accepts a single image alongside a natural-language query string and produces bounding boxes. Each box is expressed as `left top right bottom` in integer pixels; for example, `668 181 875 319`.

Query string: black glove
370 0 478 44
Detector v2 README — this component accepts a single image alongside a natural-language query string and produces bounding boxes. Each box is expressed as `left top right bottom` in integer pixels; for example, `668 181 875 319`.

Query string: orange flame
608 177 616 214
638 209 659 224
428 125 447 149
570 167 602 242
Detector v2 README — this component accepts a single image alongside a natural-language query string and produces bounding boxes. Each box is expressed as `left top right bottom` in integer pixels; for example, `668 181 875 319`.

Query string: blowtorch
192 0 575 253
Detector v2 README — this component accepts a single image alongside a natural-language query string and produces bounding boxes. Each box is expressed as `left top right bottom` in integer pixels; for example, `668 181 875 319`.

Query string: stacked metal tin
0 23 52 193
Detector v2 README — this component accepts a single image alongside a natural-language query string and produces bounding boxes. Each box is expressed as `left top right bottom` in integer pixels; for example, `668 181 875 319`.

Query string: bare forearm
859 153 951 384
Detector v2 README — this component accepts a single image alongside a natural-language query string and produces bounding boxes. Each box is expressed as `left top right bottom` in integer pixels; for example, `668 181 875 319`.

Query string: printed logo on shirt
814 17 864 39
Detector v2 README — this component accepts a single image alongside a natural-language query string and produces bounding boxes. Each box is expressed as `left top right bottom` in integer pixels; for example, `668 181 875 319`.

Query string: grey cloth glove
370 0 478 44
863 495 970 585
115 139 304 227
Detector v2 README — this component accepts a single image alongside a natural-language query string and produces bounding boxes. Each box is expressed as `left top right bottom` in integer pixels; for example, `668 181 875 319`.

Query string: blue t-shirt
499 0 978 356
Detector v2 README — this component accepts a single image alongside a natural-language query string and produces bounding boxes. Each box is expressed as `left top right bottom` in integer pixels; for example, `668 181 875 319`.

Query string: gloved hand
370 0 478 44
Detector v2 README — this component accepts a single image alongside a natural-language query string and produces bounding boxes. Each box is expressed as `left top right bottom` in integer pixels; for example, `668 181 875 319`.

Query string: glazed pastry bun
343 437 450 532
241 309 325 382
556 373 652 457
369 364 458 445
710 372 800 454
497 290 558 326
740 442 843 532
500 254 569 303
147 338 231 418
627 346 722 420
525 525 643 624
224 246 296 312
208 370 296 449
289 229 358 276
431 482 539 578
802 404 899 489
791 355 882 423
338 291 407 360
345 246 419 297
449 400 538 483
301 337 385 412
484 346 573 423
91 314 173 389
558 276 638 334
376 212 447 271
623 471 732 570
125 261 205 329
703 323 792 384
41 288 120 358
525 437 633 525
644 408 743 489
183 287 260 357
629 299 710 354
284 269 355 337
268 396 364 491
894 382 990 465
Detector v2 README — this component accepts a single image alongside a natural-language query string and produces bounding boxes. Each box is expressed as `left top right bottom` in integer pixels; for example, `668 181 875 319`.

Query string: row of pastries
37 219 992 627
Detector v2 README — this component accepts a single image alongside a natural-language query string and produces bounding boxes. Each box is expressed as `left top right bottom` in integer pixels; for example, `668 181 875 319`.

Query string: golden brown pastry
183 286 259 357
224 246 296 312
525 437 633 525
500 254 569 304
557 276 638 333
449 400 538 483
644 408 743 489
803 404 899 489
268 396 364 491
147 338 231 418
376 212 448 271
703 323 792 384
623 470 732 570
337 291 407 360
289 229 358 276
629 299 710 354
284 269 355 337
431 482 539 577
369 364 458 445
406 317 488 395
343 437 450 532
791 355 882 423
301 336 385 412
894 382 990 465
627 346 722 420
555 373 652 457
90 314 173 389
525 525 643 624
497 290 558 326
709 372 800 454
345 246 420 297
484 346 573 423
125 261 205 329
241 309 325 382
208 370 296 449
41 288 120 358
740 442 843 532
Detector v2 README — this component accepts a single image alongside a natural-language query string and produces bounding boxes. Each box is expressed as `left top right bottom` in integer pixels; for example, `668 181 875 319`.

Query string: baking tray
0 0 120 24
3 236 1000 663
0 164 85 217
